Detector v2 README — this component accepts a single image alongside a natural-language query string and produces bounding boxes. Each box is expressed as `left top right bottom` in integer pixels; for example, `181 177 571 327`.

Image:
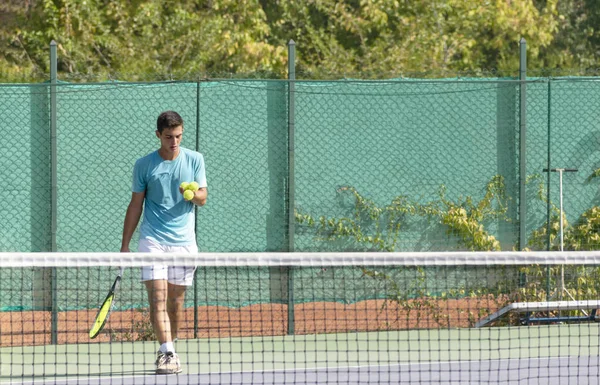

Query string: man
121 111 207 374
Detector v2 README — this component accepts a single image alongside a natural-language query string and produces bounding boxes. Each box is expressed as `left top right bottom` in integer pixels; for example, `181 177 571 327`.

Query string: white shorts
139 238 197 286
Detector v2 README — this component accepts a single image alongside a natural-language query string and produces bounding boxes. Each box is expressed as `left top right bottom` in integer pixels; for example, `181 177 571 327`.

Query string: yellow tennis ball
183 190 194 201
187 181 200 191
180 182 190 190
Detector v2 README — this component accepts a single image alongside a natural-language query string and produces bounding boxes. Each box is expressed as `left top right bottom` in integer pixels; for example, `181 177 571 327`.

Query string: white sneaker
155 351 165 367
155 351 182 374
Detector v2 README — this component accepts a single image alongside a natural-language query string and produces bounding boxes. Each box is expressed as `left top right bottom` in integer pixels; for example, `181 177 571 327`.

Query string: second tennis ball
187 181 200 191
180 182 190 190
183 190 194 201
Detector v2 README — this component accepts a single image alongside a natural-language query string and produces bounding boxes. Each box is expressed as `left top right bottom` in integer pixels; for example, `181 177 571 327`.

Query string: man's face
156 125 183 155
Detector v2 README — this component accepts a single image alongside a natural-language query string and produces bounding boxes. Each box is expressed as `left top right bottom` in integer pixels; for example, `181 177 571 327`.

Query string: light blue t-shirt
132 147 207 246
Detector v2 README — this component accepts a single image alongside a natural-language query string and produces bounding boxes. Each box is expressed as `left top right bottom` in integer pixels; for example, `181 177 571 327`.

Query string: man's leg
145 279 182 374
144 279 171 344
157 261 195 375
167 283 187 340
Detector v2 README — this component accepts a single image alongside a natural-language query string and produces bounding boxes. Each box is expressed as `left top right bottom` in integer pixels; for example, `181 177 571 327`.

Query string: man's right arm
121 191 145 252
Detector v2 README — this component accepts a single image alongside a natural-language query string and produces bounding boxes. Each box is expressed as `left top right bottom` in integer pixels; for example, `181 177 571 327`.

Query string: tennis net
1 251 600 384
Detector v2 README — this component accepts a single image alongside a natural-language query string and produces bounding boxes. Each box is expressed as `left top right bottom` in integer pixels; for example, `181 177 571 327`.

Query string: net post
287 39 296 335
518 38 527 251
50 40 59 345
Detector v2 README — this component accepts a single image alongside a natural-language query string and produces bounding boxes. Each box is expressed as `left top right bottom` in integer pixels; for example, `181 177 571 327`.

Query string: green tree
536 0 600 70
1 0 600 81
3 0 287 80
265 0 561 77
0 1 43 80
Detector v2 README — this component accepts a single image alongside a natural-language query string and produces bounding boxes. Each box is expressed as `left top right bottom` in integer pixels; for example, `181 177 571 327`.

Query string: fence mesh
546 80 600 251
198 80 288 252
55 82 198 251
2 76 600 311
0 85 52 252
294 80 521 252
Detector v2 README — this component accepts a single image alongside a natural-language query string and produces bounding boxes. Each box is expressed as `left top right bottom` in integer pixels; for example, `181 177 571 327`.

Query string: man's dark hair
157 111 184 133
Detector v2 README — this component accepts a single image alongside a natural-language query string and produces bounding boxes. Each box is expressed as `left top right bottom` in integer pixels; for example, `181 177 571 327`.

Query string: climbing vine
296 175 509 251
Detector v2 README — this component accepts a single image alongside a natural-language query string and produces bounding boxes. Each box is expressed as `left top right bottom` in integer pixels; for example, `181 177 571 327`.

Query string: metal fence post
194 81 201 339
546 81 552 251
519 38 527 251
546 80 552 300
50 40 59 345
287 39 296 335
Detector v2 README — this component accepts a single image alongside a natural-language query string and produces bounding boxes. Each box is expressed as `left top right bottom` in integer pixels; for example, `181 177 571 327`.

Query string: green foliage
296 185 412 251
2 0 600 81
1 0 288 81
361 266 452 328
110 307 156 342
525 173 565 251
526 172 600 251
527 211 565 251
436 176 508 251
562 206 600 250
586 168 600 183
361 262 600 328
269 0 562 76
298 174 600 326
296 175 509 252
537 0 600 70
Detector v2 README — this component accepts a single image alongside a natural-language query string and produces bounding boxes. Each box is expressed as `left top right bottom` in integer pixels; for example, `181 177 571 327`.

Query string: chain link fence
1 77 600 253
2 75 600 314
294 79 522 252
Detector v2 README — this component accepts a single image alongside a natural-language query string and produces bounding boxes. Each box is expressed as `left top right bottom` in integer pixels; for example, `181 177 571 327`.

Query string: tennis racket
89 266 125 339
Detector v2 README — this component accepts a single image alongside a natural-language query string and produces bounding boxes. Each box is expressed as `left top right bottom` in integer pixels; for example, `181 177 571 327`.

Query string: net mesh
1 252 600 384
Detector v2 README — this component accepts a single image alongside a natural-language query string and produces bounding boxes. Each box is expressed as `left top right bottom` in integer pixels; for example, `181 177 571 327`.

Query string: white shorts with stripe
139 237 197 286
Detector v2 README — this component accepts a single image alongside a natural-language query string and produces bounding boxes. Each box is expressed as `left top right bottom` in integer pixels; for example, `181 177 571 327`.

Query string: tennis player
121 110 207 375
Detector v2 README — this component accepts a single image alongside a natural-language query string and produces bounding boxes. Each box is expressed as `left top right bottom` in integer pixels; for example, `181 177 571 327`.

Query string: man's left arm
191 187 207 206
192 153 208 207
